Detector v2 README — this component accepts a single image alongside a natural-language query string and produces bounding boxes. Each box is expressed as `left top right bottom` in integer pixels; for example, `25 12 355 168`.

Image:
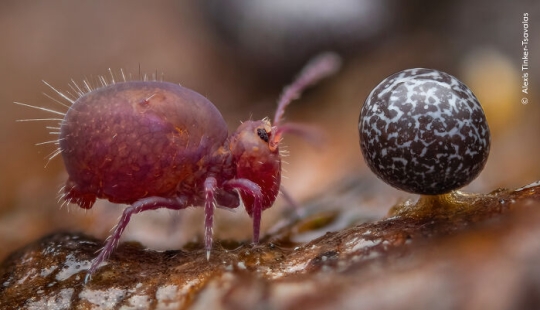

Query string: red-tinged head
229 119 280 216
229 52 342 217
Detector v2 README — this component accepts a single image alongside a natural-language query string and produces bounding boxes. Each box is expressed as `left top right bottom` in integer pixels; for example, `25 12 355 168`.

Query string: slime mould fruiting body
359 68 490 195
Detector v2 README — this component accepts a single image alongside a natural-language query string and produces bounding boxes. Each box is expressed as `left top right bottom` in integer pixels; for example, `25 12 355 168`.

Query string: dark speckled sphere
359 68 490 195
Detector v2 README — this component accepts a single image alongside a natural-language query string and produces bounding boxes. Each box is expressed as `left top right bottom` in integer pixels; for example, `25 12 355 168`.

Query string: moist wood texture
2 182 540 309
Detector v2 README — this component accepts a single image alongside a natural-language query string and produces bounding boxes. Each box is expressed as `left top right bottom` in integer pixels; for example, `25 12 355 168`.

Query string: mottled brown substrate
2 182 540 309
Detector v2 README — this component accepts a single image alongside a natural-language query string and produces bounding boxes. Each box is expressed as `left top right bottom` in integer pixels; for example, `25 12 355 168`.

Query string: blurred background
1 0 538 261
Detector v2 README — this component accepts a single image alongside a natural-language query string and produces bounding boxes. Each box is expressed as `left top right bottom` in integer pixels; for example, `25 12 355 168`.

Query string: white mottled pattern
359 68 490 194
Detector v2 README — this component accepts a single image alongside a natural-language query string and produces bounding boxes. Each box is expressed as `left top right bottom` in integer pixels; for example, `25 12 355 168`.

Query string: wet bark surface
2 181 540 309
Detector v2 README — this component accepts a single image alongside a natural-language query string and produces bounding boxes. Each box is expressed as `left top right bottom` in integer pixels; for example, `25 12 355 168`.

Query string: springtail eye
257 128 270 143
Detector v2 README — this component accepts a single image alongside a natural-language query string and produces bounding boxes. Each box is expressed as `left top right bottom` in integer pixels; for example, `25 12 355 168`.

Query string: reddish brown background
1 1 538 263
